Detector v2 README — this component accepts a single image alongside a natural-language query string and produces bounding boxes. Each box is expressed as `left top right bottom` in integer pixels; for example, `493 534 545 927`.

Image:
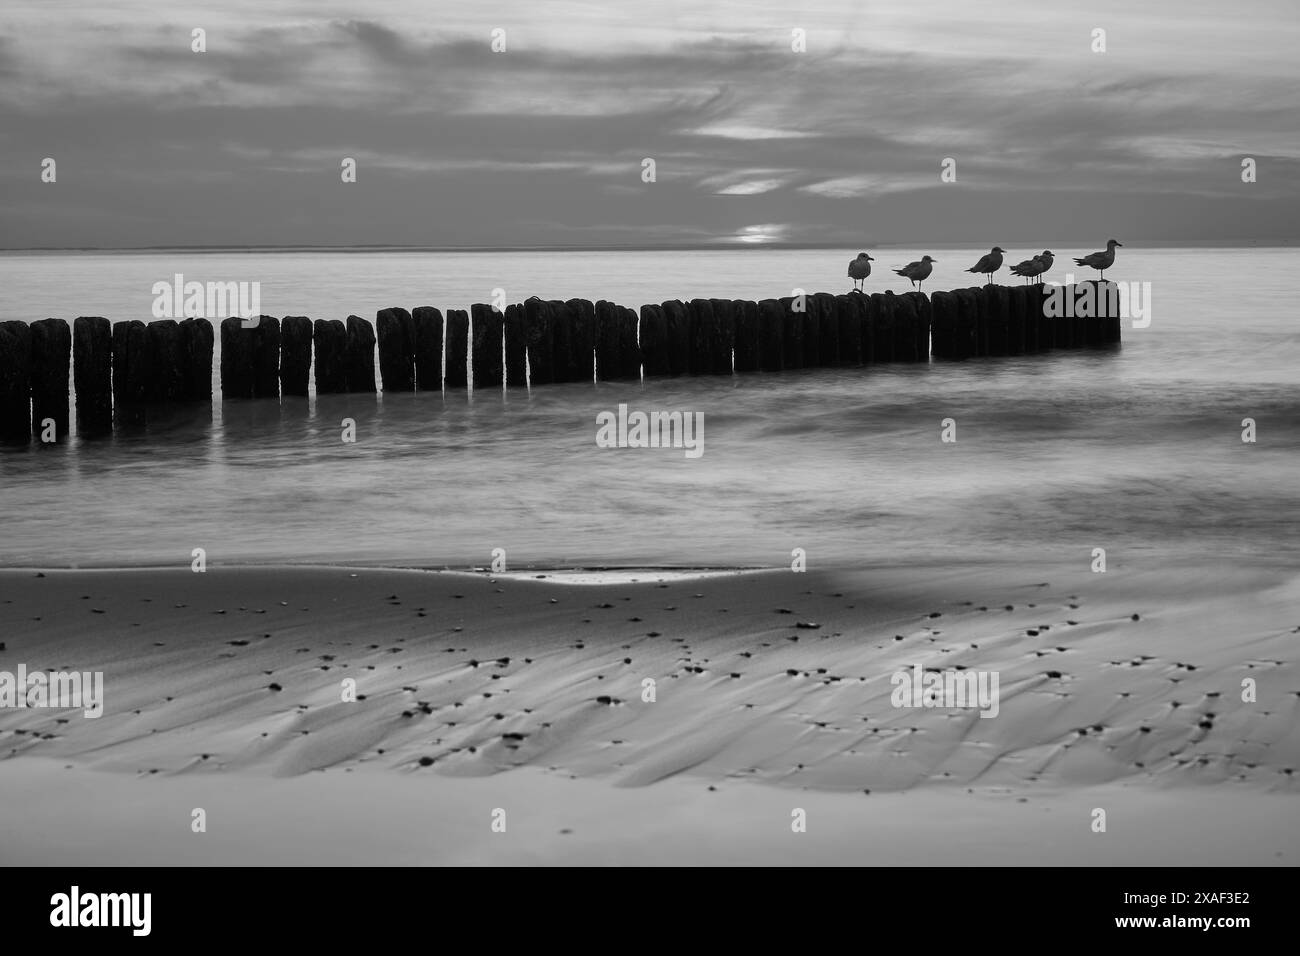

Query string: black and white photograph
0 0 1296 927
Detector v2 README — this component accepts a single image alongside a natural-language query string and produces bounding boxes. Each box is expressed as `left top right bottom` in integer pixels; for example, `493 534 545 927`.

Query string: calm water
0 247 1296 569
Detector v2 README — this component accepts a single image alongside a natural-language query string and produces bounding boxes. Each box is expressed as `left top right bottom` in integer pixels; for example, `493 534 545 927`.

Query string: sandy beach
2 560 1296 865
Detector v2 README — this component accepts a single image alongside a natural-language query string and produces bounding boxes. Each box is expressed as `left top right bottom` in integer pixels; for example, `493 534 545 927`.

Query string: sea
0 247 1296 570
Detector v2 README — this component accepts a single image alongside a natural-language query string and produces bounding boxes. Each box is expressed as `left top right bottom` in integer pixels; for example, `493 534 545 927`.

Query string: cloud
0 3 1297 247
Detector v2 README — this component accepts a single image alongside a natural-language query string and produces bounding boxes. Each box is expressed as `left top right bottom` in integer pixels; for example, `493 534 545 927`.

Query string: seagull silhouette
1010 250 1053 284
965 246 1006 284
846 252 874 292
1074 240 1122 280
893 256 936 291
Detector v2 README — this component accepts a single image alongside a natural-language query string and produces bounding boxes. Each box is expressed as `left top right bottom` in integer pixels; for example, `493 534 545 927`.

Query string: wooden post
620 306 642 379
640 304 670 377
0 321 31 442
953 289 979 359
251 316 281 398
280 315 312 397
313 319 348 394
522 299 552 385
73 317 112 435
1101 283 1123 344
757 299 784 371
376 307 415 392
780 296 805 368
413 306 444 391
858 294 876 364
869 293 894 362
981 286 1008 356
661 300 691 375
814 293 839 366
566 298 596 383
802 294 822 367
686 299 713 375
180 317 213 401
1030 285 1054 350
595 300 621 381
146 319 185 404
345 315 376 393
503 303 526 387
220 317 254 399
890 293 918 361
929 291 956 358
733 300 759 373
471 303 505 388
909 292 932 360
29 319 70 442
835 295 862 365
708 298 734 374
546 301 573 383
445 309 470 388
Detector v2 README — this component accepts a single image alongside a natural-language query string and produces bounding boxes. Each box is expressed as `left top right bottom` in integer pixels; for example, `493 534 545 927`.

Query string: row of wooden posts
0 283 1121 442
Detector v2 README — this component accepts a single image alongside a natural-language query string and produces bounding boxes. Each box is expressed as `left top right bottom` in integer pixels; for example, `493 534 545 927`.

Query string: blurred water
0 247 1296 569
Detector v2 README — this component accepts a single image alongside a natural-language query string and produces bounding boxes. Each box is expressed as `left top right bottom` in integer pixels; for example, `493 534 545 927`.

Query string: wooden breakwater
0 282 1121 442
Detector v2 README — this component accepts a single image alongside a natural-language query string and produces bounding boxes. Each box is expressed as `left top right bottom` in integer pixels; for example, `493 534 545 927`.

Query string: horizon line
1 238 1295 255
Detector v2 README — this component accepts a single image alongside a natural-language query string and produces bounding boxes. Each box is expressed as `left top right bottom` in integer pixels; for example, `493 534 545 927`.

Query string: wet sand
1 560 1296 864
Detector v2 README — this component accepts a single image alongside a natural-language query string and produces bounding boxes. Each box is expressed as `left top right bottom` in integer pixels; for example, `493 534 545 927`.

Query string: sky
0 0 1297 249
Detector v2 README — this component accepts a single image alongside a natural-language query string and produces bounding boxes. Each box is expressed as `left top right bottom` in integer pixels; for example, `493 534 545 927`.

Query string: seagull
1034 250 1054 283
847 252 874 292
965 246 1006 284
893 255 936 291
1010 250 1053 284
1009 255 1042 284
1074 240 1122 280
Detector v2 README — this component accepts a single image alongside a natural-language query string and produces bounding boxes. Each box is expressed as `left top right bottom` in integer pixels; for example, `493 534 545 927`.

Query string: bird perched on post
1009 255 1041 284
965 246 1006 284
847 252 874 292
893 255 936 291
1033 250 1054 282
1010 250 1053 284
1074 240 1122 280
